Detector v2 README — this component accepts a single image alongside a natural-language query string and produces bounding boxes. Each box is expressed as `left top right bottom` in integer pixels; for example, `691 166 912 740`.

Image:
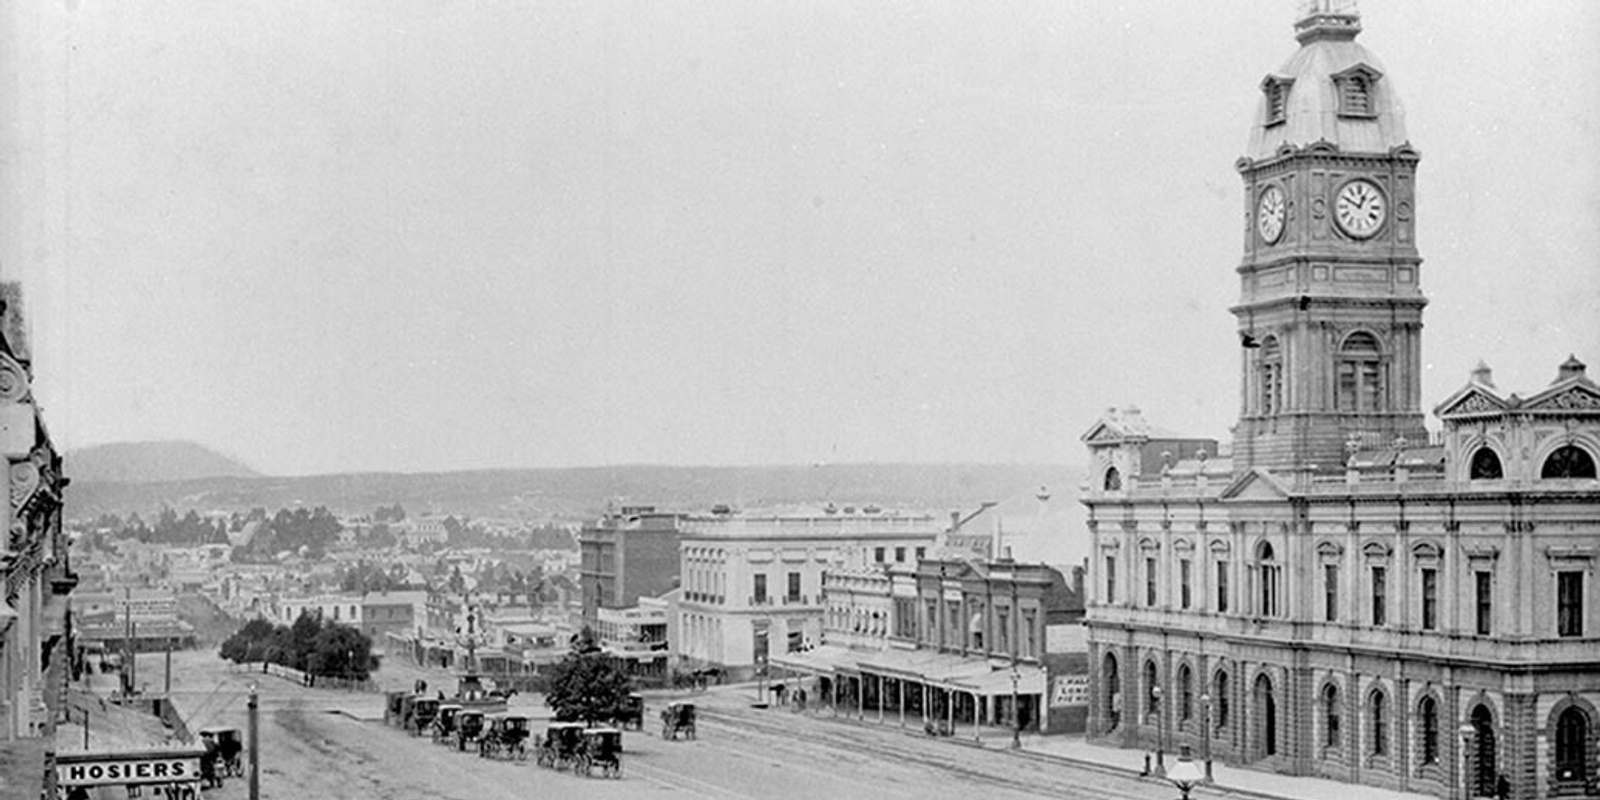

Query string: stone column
1290 653 1314 775
1396 674 1412 791
1504 692 1538 800
1348 667 1363 785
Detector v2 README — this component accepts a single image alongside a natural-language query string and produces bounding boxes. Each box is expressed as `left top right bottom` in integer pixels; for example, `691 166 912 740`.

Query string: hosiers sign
56 752 204 787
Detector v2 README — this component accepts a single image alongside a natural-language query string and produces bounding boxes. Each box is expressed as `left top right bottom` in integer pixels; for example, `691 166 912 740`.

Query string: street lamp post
1200 693 1213 782
247 682 260 800
1152 684 1166 776
1166 745 1205 800
1458 721 1477 800
1010 666 1022 749
755 656 768 707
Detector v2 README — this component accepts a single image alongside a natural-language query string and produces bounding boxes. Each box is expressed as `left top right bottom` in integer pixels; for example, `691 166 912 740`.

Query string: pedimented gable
1523 383 1600 413
1219 468 1291 501
1435 385 1507 418
1081 420 1124 445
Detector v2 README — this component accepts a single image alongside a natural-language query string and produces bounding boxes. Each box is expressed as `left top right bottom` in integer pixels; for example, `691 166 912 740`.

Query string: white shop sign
1051 674 1089 708
57 757 201 787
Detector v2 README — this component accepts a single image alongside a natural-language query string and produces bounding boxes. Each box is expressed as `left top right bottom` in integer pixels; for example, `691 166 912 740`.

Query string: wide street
148 649 1251 800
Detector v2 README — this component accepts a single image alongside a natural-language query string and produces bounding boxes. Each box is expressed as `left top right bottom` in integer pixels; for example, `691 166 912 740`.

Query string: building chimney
1556 354 1587 384
1471 360 1495 388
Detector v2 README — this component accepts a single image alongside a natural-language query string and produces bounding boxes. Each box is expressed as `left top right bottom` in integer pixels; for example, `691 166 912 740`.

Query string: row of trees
219 613 373 681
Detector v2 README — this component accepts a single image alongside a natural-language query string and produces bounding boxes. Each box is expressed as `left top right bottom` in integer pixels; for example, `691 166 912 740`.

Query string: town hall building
1080 5 1600 800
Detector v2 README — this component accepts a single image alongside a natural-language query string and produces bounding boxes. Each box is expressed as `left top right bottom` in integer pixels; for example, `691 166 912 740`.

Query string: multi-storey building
676 507 941 678
359 590 425 646
775 555 1085 735
270 593 363 628
595 598 670 682
0 285 70 795
1081 7 1600 799
578 507 683 628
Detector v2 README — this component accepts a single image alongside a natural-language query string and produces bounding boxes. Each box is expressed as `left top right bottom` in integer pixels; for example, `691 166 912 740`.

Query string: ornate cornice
0 351 29 404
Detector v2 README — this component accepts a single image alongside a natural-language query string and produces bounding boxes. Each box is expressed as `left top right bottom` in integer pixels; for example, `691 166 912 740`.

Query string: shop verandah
768 646 1047 740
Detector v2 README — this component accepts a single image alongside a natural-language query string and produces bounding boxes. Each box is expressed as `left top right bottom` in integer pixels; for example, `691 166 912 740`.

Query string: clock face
1257 185 1286 244
1335 179 1386 238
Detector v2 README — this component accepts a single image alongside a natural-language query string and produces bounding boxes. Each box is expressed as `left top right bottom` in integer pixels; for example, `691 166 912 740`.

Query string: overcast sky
2 1 1595 476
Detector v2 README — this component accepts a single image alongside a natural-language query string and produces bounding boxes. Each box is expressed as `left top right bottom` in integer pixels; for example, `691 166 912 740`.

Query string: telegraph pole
248 682 260 800
122 590 133 696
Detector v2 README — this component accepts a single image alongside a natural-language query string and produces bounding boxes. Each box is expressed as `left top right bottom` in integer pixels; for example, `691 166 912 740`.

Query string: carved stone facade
1079 9 1600 800
0 284 70 798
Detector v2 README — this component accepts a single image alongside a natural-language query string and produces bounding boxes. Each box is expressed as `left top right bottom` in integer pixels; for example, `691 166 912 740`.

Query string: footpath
688 681 1435 800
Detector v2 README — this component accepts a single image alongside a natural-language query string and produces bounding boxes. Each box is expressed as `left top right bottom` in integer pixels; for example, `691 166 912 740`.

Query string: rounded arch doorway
1253 673 1277 759
1468 704 1497 797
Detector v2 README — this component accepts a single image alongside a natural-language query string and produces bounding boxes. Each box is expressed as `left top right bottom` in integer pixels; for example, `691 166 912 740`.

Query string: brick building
578 506 683 629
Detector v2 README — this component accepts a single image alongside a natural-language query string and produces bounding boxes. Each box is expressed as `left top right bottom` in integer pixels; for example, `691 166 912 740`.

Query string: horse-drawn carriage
383 691 409 726
431 704 464 744
577 727 622 778
536 722 587 770
660 701 696 740
209 728 244 777
406 697 441 736
478 714 531 761
612 694 645 730
454 709 486 751
198 727 244 788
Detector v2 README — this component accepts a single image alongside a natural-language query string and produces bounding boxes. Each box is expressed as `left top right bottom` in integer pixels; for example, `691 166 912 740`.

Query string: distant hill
67 440 260 484
65 462 1080 525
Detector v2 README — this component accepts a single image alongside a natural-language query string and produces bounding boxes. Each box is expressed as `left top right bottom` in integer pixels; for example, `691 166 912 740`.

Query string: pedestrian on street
1496 773 1510 800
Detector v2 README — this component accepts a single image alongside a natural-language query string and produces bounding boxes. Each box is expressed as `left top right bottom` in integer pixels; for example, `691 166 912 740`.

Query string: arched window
1323 684 1341 749
1102 652 1121 729
1104 467 1122 491
1144 660 1161 716
1543 446 1598 480
1557 706 1589 782
1370 690 1389 756
1336 332 1384 412
1178 665 1193 723
1214 671 1230 728
1257 541 1280 617
1470 705 1498 796
1470 446 1504 480
1419 695 1439 765
1258 336 1284 415
1255 674 1277 757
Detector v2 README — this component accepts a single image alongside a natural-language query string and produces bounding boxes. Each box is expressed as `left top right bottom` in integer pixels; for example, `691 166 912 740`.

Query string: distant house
361 590 426 648
228 520 263 549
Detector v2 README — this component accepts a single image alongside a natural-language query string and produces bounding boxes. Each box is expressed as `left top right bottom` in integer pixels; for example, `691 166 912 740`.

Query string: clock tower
1231 1 1429 473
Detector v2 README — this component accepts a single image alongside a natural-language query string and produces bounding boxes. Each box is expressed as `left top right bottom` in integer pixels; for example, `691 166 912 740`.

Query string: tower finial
1295 0 1361 44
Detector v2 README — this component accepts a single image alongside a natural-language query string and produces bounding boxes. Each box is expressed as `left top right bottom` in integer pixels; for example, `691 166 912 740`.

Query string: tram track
696 706 1292 800
696 707 1161 800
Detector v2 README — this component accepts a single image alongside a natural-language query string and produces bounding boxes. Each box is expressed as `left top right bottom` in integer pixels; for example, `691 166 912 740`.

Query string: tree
289 611 323 671
219 618 279 663
308 623 373 681
544 627 632 724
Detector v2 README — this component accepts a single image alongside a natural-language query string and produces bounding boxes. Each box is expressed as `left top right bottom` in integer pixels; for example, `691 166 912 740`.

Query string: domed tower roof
1245 1 1409 161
